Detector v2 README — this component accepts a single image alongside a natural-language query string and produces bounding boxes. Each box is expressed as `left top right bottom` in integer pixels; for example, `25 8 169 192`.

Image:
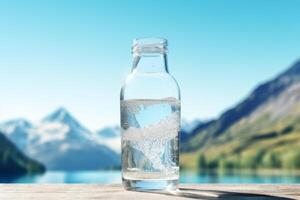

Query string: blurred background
1 0 300 183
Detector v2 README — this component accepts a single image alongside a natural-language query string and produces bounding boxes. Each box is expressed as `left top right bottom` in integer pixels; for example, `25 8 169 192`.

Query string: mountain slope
96 126 120 138
92 126 121 153
0 131 45 176
181 59 300 169
1 108 120 170
0 119 33 153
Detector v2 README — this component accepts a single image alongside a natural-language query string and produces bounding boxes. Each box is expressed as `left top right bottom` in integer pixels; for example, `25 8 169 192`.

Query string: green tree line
197 150 300 171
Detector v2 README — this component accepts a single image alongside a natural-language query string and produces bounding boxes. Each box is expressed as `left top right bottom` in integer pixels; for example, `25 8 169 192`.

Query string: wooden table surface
0 184 299 200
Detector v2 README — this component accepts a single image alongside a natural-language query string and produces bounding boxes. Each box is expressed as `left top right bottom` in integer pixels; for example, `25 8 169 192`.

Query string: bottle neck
131 53 169 73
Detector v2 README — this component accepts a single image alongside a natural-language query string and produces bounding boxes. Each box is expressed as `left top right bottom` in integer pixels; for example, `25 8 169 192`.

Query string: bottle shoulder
120 72 180 100
123 72 179 86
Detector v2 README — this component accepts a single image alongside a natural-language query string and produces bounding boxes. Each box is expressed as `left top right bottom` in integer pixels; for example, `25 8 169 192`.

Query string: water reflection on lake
2 170 300 183
180 170 300 184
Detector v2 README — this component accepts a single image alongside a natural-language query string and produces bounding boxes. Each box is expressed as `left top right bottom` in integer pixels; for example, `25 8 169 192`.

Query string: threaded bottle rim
132 37 168 55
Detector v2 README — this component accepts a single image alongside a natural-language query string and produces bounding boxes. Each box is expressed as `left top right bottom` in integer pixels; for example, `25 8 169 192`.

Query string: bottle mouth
132 37 168 55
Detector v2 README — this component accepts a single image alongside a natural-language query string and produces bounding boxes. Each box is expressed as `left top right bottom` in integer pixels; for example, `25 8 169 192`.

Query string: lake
2 170 300 184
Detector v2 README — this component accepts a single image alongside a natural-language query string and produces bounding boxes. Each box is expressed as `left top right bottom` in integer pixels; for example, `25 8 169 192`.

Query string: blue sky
0 0 300 130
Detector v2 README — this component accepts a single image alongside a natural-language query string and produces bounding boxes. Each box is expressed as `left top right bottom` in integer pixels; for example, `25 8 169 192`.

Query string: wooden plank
0 184 299 200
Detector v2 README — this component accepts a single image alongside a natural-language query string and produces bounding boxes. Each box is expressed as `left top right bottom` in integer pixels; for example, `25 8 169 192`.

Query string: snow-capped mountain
0 118 34 153
0 108 120 170
92 126 121 153
37 107 92 145
43 107 90 134
96 126 120 138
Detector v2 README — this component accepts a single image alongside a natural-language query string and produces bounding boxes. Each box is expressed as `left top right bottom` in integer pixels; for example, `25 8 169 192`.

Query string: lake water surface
4 170 300 184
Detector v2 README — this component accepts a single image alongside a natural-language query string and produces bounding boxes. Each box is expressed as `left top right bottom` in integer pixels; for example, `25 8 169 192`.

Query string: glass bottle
120 38 181 191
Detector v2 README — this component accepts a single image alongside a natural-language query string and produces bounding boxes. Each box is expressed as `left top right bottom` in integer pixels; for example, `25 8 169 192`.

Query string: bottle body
120 38 180 191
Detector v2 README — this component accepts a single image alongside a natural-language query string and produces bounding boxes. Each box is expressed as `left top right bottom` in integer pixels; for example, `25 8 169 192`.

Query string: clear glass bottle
120 38 181 191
